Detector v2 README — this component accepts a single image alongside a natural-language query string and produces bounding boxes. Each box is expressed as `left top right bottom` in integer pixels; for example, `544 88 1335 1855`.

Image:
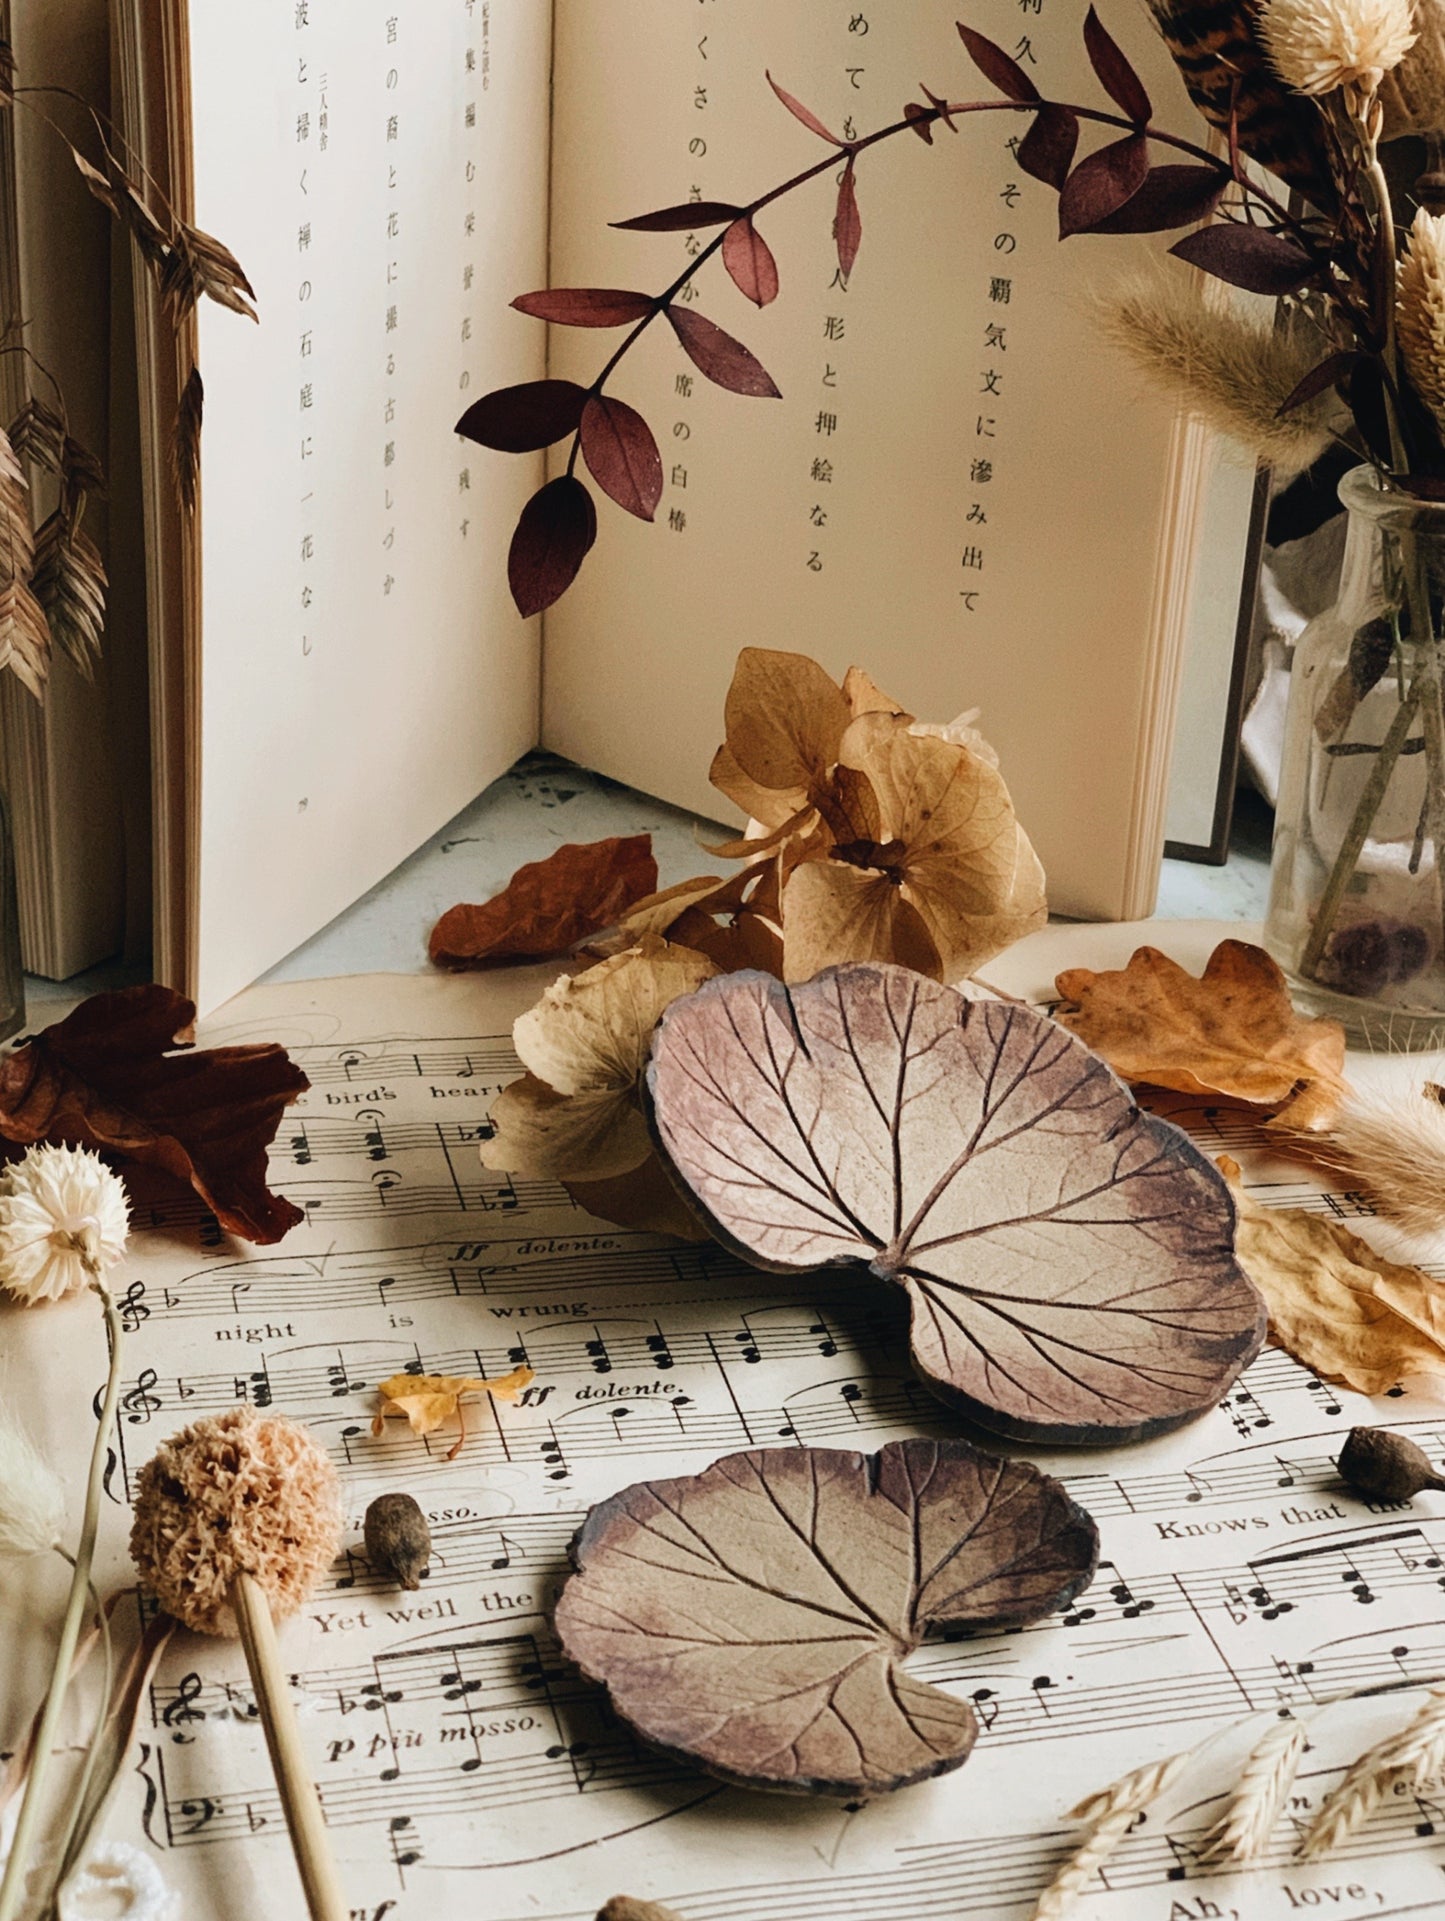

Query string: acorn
1338 1426 1445 1502
363 1492 432 1590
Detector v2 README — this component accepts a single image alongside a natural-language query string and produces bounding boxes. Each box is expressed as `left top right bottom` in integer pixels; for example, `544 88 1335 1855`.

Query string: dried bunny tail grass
1031 1749 1195 1920
1302 1685 1445 1856
1398 210 1445 432
0 1409 66 1557
1200 1714 1308 1863
1316 1077 1445 1238
129 1407 343 1638
1092 275 1336 477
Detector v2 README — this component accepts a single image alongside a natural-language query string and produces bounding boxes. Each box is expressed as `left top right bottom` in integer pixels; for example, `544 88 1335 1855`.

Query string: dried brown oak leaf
1219 1156 1445 1394
555 1439 1098 1798
1055 940 1346 1132
647 966 1265 1444
430 834 657 968
0 985 308 1243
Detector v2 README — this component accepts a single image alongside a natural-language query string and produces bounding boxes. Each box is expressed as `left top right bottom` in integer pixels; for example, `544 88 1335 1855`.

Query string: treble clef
117 1278 149 1332
122 1368 161 1425
162 1671 206 1744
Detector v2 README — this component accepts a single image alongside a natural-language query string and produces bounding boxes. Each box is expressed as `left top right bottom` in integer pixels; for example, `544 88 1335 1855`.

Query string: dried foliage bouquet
456 4 1445 1015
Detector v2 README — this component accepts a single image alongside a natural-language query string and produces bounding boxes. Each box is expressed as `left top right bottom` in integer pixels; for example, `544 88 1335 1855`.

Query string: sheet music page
182 0 551 1013
6 938 1445 1921
540 1 1259 920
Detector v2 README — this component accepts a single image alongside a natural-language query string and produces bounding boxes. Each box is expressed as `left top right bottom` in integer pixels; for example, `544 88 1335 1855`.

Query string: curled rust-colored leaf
1083 5 1152 122
555 1439 1098 1797
765 73 844 145
511 288 654 327
665 307 781 398
1169 223 1316 294
580 394 663 520
429 835 658 969
833 164 862 278
611 200 745 232
1053 939 1346 1130
722 216 780 307
508 475 597 618
955 24 1040 103
647 965 1264 1445
455 379 587 453
1058 133 1151 235
0 985 309 1243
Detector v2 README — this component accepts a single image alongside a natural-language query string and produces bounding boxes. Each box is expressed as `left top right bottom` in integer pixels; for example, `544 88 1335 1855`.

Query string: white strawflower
0 1144 129 1305
0 1411 65 1555
1261 0 1417 97
1399 209 1445 431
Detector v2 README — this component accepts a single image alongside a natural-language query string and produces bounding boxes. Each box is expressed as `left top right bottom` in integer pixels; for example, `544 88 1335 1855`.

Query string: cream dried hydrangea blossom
1260 0 1416 97
0 1143 129 1305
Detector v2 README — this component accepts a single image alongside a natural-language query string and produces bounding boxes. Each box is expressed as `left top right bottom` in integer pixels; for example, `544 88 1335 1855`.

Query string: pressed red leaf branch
471 13 1315 617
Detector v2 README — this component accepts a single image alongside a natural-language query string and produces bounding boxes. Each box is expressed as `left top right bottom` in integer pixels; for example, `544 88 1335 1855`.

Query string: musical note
585 1331 612 1374
290 1123 314 1166
540 1426 570 1482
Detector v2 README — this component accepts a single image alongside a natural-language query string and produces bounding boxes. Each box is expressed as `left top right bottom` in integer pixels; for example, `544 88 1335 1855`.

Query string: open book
16 0 1255 1012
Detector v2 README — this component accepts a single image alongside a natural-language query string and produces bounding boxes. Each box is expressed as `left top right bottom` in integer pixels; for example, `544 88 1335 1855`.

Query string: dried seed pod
1339 1426 1445 1502
363 1492 431 1590
596 1900 685 1921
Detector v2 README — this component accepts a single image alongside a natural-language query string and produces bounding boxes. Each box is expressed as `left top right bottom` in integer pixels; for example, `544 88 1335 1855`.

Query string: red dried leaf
0 986 309 1244
1169 223 1316 294
1278 350 1358 414
834 164 862 279
722 217 780 307
508 475 597 617
455 379 587 453
1017 104 1080 190
955 24 1040 102
1083 6 1151 123
1058 133 1150 236
579 395 663 521
666 307 781 398
903 102 934 143
429 835 658 969
511 288 654 327
765 72 844 145
1090 163 1226 232
611 200 745 232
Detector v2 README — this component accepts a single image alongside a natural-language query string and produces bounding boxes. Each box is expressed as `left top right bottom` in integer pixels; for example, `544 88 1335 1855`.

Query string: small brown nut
363 1492 431 1590
595 1901 685 1921
1338 1426 1445 1503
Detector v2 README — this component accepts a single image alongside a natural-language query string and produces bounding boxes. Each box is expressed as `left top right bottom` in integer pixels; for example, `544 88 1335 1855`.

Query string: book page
540 2 1257 920
5 944 1445 1919
180 0 552 1014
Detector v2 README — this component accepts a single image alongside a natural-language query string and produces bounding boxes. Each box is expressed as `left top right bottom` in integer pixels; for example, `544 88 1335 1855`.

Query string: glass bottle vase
1265 465 1445 1044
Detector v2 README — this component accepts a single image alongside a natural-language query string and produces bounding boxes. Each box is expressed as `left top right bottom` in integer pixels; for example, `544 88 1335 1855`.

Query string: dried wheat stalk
1302 1686 1445 1857
1199 1714 1308 1863
1030 1750 1195 1921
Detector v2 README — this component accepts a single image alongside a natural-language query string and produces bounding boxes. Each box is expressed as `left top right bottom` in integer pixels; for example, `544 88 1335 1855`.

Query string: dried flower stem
0 1263 124 1921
